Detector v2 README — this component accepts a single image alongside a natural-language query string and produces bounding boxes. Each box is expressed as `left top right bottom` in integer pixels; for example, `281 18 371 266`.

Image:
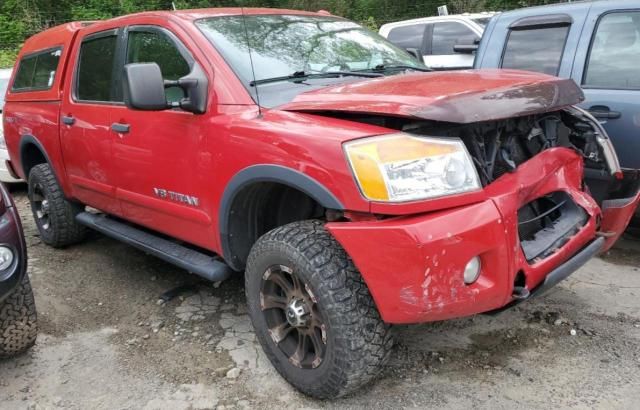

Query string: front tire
28 163 86 247
245 220 393 399
0 274 37 358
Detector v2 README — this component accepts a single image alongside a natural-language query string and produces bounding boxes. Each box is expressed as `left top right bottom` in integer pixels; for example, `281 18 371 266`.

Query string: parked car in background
474 0 640 171
0 182 36 358
0 68 22 183
3 8 640 398
379 12 497 69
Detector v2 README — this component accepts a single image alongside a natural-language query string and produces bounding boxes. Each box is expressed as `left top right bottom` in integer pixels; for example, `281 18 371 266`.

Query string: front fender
218 164 344 270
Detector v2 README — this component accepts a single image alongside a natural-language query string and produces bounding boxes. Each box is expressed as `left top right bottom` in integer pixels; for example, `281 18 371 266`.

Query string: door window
76 33 119 102
583 11 640 90
12 48 61 91
501 25 569 75
431 22 476 55
126 30 191 103
387 24 427 51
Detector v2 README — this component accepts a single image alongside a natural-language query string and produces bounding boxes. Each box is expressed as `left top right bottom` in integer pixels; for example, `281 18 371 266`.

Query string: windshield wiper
361 64 432 73
250 70 383 86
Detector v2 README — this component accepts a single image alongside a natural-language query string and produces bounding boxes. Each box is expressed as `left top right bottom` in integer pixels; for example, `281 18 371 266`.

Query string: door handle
111 123 131 133
61 116 75 125
588 106 621 120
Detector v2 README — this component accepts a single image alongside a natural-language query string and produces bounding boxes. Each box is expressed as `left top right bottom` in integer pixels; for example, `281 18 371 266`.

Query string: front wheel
245 220 393 399
0 274 37 357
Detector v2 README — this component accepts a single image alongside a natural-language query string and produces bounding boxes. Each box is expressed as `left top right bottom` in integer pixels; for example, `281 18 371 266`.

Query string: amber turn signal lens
344 133 480 202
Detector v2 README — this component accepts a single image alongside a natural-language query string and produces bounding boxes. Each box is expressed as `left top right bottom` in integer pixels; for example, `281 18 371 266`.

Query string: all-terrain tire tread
28 163 86 247
0 274 37 358
246 220 393 399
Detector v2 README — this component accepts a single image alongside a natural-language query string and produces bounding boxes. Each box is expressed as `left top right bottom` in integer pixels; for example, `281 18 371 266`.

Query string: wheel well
226 182 326 270
20 142 47 178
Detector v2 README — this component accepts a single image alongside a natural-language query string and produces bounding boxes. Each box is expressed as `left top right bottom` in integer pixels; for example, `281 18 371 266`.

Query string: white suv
379 12 497 70
0 68 21 183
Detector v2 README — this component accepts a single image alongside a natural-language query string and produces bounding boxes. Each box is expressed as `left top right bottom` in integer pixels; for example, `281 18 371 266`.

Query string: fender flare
219 164 344 270
19 135 55 178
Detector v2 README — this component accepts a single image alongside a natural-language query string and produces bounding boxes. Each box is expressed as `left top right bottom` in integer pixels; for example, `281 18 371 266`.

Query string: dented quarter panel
279 69 584 123
327 148 600 324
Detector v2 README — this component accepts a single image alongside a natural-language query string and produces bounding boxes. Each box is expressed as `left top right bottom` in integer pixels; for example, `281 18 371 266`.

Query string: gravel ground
1 187 639 409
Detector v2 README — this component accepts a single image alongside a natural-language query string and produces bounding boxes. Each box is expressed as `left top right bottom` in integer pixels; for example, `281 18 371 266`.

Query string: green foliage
0 0 566 68
0 49 19 69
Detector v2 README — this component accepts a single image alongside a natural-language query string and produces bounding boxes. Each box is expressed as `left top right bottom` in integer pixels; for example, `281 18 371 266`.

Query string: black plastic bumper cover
529 236 605 298
487 236 605 315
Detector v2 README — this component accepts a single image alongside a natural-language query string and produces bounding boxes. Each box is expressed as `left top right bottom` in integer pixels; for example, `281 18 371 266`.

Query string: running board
76 212 232 282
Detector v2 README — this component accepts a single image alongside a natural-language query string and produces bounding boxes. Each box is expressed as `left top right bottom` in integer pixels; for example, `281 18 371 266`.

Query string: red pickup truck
2 8 639 398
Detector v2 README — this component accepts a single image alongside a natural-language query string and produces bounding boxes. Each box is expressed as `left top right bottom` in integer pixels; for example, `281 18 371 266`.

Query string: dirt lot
1 187 639 409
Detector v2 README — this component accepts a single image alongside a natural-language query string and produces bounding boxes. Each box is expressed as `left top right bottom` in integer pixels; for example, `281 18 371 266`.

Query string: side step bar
76 212 232 282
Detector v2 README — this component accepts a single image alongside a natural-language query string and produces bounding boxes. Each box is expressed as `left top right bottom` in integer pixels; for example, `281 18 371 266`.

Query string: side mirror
123 63 209 114
405 47 421 60
453 38 480 54
166 64 208 115
123 63 167 111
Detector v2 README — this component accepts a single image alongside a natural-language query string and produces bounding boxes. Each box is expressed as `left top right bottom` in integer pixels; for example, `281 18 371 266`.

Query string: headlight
344 133 481 202
0 246 13 271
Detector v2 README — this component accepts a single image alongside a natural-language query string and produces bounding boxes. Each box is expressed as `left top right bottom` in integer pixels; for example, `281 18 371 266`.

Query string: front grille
517 192 588 262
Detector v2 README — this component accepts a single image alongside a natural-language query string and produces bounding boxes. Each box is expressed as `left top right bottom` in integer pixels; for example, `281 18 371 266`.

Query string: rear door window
126 29 191 103
501 25 570 75
583 11 640 89
387 24 427 51
12 48 61 91
76 33 119 102
431 22 477 55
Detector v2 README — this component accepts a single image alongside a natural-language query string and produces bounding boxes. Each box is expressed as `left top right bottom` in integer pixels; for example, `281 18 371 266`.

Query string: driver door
111 25 213 248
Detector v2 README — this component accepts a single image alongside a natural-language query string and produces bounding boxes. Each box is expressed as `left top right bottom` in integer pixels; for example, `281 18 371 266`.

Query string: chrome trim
566 106 621 176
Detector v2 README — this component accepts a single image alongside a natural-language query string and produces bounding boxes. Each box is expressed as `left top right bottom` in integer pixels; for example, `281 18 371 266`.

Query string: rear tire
245 220 393 399
28 163 86 247
0 274 37 358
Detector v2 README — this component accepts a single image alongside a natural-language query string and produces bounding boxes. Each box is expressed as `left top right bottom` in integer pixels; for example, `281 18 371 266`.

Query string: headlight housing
344 133 481 202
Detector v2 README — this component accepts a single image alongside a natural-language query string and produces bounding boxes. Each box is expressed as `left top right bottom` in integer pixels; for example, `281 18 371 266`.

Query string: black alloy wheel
260 264 327 369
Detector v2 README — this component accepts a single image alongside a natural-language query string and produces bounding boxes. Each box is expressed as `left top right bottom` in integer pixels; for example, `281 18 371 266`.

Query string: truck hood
278 69 584 124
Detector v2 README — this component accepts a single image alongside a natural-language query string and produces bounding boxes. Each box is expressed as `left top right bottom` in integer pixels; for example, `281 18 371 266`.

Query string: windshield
196 14 425 104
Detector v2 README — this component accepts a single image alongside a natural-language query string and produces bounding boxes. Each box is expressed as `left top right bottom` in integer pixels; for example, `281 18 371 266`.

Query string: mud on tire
245 220 393 399
0 274 37 358
28 163 86 247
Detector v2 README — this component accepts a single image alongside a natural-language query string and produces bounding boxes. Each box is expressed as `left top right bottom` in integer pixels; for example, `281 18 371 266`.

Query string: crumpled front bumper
327 148 640 324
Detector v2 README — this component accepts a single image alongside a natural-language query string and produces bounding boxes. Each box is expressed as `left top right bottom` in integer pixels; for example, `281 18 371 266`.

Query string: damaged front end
324 104 640 324
401 105 640 254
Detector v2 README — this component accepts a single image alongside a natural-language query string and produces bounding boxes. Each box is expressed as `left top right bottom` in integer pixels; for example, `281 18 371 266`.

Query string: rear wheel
0 274 37 357
245 220 393 399
28 163 86 247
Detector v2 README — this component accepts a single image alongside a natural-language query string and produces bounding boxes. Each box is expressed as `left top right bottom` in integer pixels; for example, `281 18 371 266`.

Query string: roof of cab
20 7 332 53
95 7 331 25
141 7 331 20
